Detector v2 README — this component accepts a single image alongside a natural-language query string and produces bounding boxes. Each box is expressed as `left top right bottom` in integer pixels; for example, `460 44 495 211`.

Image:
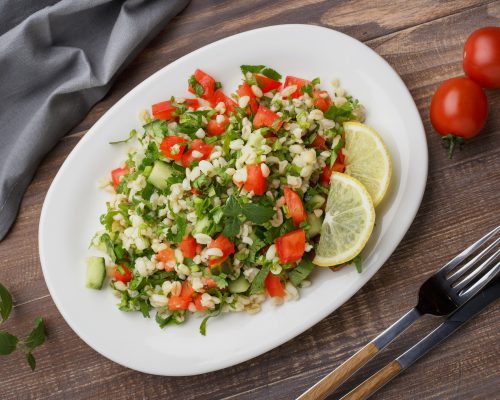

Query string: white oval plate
39 24 427 376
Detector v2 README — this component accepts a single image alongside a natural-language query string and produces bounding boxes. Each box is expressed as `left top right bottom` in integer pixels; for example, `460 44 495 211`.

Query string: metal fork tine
448 237 500 283
459 261 500 299
441 225 500 274
455 249 500 292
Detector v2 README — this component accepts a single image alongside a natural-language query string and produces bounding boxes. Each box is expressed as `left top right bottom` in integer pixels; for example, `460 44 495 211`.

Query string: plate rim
39 23 428 376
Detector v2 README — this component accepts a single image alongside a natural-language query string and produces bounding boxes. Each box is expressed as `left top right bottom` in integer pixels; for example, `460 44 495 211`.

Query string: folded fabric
0 0 190 240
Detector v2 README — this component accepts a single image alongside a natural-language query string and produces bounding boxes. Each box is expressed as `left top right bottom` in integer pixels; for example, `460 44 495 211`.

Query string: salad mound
88 65 364 334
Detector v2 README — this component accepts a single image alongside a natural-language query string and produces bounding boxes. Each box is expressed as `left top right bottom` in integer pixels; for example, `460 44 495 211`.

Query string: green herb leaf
0 283 13 323
329 138 345 167
215 81 222 90
0 331 18 355
26 352 36 371
173 214 187 244
240 65 265 75
199 307 222 336
25 317 46 351
212 275 228 289
222 218 240 238
289 258 314 286
222 196 241 217
242 203 275 224
155 313 179 329
353 255 363 273
100 233 116 262
250 264 271 294
261 67 282 81
109 129 137 144
188 75 204 97
139 300 150 318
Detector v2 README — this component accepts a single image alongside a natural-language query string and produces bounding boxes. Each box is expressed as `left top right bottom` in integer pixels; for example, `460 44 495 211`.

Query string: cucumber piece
143 165 153 178
310 194 326 210
307 212 323 237
228 275 250 294
147 161 172 190
193 217 210 235
86 256 106 289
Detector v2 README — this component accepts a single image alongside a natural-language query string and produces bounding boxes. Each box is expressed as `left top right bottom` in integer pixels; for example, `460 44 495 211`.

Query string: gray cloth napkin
0 0 190 240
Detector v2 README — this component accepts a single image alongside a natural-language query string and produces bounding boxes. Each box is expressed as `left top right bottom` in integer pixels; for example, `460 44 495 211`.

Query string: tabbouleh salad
87 65 365 334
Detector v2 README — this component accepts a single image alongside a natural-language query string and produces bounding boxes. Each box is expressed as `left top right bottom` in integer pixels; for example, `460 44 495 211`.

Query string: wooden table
1 1 499 399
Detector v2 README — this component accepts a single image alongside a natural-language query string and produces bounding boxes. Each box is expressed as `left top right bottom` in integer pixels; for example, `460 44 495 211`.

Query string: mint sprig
0 283 46 370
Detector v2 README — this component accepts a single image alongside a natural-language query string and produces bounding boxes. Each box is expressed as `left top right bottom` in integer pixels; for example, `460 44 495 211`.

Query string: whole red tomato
463 26 500 89
430 77 488 158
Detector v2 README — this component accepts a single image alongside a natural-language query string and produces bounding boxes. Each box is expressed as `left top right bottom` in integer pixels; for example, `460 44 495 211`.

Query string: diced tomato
275 229 306 264
152 100 176 120
156 247 175 271
264 273 285 297
180 281 195 299
179 235 197 258
237 82 259 114
185 98 200 110
181 139 214 167
244 163 267 196
168 296 189 311
256 74 282 93
196 244 203 254
282 76 310 98
159 136 188 161
111 165 129 189
207 115 229 136
284 187 307 226
188 69 216 103
320 149 345 187
191 187 201 195
313 90 332 112
212 89 237 115
208 234 235 266
205 278 217 288
114 265 133 283
194 295 207 311
311 134 328 150
253 104 282 130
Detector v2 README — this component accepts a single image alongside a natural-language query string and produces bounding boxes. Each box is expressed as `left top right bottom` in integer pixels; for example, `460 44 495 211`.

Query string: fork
297 225 500 400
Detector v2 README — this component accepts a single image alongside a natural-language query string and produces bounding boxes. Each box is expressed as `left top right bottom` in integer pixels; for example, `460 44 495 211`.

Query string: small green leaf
188 75 204 97
109 129 137 144
241 203 275 224
25 317 46 350
215 81 222 90
222 196 241 217
261 67 282 81
222 218 240 238
353 255 363 273
26 352 36 371
173 214 187 244
240 65 265 75
0 331 18 355
289 257 315 286
155 313 178 329
250 264 271 295
199 307 222 336
0 283 13 323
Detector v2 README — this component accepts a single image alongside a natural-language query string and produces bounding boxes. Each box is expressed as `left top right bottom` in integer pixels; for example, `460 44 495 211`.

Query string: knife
341 278 500 400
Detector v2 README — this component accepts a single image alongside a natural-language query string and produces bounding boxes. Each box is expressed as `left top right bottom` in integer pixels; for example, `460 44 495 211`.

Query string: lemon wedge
313 172 375 267
343 122 392 207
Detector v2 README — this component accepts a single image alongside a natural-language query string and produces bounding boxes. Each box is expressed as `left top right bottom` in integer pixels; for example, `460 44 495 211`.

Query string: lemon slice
343 122 392 207
313 172 375 267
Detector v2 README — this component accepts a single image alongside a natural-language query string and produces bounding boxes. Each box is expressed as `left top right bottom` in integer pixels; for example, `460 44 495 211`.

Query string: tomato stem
441 135 464 159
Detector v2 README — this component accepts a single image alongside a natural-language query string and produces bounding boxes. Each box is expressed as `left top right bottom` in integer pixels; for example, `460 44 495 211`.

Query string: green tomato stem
441 134 465 159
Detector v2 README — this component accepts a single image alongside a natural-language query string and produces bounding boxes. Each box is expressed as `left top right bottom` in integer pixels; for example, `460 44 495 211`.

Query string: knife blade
397 278 499 370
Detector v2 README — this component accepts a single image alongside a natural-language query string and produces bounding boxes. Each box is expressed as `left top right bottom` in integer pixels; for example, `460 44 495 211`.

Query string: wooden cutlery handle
297 343 379 400
341 360 402 400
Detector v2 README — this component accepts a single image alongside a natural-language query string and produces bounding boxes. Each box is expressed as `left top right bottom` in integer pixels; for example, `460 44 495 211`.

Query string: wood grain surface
1 1 499 399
